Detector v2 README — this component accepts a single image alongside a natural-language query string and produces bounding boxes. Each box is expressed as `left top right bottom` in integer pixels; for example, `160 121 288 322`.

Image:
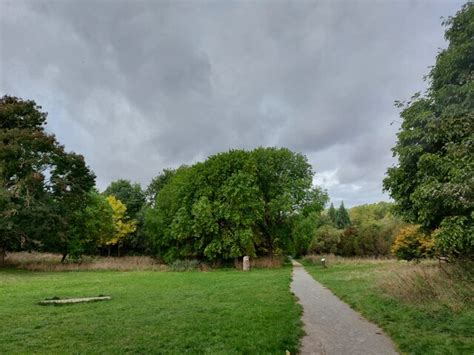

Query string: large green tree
383 3 473 259
144 148 327 262
0 96 96 262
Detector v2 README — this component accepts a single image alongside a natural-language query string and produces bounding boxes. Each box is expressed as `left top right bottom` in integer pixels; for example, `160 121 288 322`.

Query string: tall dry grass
379 262 474 311
2 252 167 271
302 254 395 266
303 254 473 311
234 256 284 269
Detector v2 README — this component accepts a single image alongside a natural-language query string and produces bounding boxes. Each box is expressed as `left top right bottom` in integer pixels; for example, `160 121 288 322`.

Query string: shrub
336 226 358 256
391 226 435 261
309 225 340 254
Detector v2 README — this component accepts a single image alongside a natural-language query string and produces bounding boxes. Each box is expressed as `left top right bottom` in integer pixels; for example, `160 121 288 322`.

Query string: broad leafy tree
383 3 473 259
104 196 137 256
0 96 96 262
145 148 327 262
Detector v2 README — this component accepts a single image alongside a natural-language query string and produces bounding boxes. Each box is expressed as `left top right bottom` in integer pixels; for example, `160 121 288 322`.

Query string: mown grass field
0 267 302 354
302 258 474 355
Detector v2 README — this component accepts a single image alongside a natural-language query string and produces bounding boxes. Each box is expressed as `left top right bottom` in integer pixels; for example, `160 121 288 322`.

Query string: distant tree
336 226 358 257
335 201 351 229
383 3 473 259
46 190 114 260
328 203 337 225
0 96 95 263
310 224 340 254
104 196 137 256
103 179 145 219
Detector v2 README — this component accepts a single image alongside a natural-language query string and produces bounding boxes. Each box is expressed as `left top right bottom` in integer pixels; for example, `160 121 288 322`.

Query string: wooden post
243 256 250 271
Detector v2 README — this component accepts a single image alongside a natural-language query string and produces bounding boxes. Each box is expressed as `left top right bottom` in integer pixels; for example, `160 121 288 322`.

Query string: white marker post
243 256 250 271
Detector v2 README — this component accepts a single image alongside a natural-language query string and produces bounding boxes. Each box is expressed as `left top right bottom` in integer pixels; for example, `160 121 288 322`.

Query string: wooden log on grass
39 296 111 305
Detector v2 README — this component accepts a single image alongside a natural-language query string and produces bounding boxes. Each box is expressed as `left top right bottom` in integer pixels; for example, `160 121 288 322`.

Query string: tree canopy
103 179 145 219
144 148 328 262
383 3 473 259
0 96 96 262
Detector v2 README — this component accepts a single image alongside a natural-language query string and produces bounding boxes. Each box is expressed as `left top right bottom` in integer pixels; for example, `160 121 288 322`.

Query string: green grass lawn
302 260 474 355
0 267 302 354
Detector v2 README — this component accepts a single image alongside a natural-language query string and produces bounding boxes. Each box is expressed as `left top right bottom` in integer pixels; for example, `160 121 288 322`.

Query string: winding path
290 260 398 355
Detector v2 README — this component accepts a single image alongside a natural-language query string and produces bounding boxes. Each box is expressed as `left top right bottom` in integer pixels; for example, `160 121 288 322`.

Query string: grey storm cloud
0 0 465 206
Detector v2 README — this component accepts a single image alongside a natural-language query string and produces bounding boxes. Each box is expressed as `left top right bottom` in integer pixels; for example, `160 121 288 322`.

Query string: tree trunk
0 244 6 265
61 253 68 263
118 244 121 257
107 245 111 257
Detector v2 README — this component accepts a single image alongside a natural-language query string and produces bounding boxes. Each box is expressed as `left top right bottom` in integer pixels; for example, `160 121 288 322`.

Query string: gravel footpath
290 260 398 355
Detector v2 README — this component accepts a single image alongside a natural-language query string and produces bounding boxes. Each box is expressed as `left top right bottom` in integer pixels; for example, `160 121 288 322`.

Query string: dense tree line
308 201 407 257
0 97 328 263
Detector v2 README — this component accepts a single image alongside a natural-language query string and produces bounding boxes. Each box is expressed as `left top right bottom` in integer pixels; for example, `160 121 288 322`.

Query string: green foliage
330 202 407 257
292 213 318 257
328 203 336 225
433 214 474 260
335 201 351 229
145 148 327 262
103 179 145 219
309 224 340 254
103 180 146 255
145 168 176 205
103 196 137 256
384 4 474 259
0 96 95 262
391 225 435 261
313 202 406 257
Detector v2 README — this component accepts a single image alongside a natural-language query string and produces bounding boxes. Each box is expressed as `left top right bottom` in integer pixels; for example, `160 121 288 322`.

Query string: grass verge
0 267 302 353
301 257 473 354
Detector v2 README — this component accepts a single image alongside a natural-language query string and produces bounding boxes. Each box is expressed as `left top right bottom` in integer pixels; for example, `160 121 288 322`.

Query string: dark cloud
0 0 464 206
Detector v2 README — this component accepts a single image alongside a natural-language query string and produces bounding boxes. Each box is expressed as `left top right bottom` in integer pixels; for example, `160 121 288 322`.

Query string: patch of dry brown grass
234 256 284 269
379 262 474 311
3 252 167 271
302 254 394 266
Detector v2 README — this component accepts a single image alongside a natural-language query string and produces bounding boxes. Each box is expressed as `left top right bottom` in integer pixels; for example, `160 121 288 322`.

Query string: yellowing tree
105 195 137 256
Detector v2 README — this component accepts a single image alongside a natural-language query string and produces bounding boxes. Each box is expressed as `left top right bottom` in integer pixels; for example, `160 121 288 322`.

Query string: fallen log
39 296 111 305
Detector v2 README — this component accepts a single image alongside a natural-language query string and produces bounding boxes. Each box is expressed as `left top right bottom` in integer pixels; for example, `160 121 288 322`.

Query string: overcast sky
0 0 464 207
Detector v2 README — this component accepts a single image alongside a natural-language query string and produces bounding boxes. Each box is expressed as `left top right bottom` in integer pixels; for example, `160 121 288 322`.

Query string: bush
391 226 435 261
336 226 358 256
309 225 340 254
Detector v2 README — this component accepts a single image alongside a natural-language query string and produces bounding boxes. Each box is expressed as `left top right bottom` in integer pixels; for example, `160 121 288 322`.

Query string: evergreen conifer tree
328 203 337 225
335 201 351 229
